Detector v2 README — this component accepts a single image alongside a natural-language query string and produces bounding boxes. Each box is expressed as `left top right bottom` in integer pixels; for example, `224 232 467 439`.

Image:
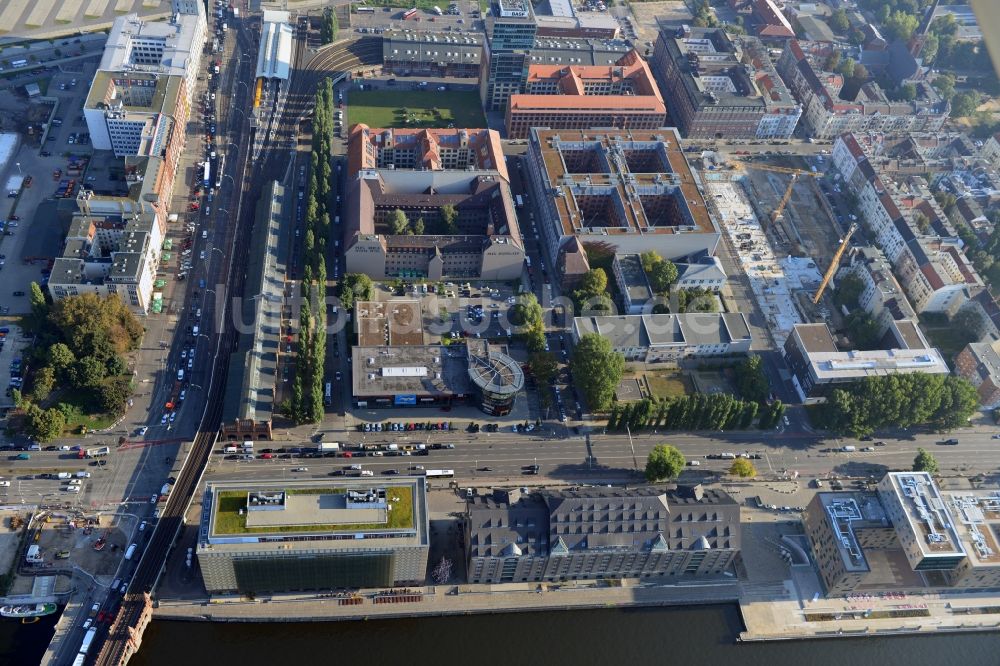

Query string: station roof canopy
256 10 292 80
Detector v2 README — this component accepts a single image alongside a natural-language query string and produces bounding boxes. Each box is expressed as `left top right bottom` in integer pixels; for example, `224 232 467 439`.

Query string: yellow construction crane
730 162 822 224
813 223 858 304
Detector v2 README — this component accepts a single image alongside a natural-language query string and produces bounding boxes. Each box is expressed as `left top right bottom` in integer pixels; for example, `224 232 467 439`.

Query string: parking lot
350 1 483 35
0 324 29 411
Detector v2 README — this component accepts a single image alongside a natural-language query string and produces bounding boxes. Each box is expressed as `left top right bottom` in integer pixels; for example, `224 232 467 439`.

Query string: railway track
92 33 384 666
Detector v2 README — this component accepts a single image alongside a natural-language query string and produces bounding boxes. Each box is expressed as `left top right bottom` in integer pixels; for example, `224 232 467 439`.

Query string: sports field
347 89 486 129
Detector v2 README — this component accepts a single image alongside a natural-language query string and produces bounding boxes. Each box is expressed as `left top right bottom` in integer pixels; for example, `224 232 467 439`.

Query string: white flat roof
256 15 293 80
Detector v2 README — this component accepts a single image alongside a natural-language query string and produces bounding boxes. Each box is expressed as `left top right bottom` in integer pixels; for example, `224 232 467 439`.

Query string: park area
347 90 486 129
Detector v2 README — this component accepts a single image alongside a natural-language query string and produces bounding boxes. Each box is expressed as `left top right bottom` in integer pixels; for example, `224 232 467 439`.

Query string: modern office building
343 126 524 281
524 127 720 273
805 473 1000 595
651 27 800 139
783 322 949 402
382 30 483 78
572 313 752 363
351 341 523 413
197 478 429 594
504 50 666 139
466 484 740 583
776 40 949 139
479 0 537 111
533 0 620 39
220 182 288 441
96 8 206 104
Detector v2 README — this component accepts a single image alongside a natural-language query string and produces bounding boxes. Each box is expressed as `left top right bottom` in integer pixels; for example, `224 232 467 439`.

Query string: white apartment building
572 313 752 364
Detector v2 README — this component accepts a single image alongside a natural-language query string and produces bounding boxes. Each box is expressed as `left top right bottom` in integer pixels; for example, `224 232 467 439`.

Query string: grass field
213 486 414 535
347 89 485 129
644 371 692 400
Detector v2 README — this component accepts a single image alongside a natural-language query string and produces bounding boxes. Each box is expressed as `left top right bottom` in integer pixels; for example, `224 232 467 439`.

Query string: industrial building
523 127 719 281
650 27 800 140
352 341 523 414
504 50 666 139
783 322 949 402
197 478 429 594
572 313 752 364
382 30 482 78
466 485 740 583
220 182 289 441
343 126 523 281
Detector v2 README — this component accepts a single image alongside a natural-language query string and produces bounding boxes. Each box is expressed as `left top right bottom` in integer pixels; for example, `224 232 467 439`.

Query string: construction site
0 507 133 598
704 156 853 347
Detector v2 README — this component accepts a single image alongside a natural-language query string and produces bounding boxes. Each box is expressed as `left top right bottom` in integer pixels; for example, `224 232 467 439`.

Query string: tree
570 333 625 412
645 444 685 482
824 50 842 72
431 556 453 584
48 293 143 357
98 377 133 414
837 57 856 78
28 281 48 331
646 258 678 294
577 268 607 297
893 82 917 101
529 352 559 386
389 208 409 235
734 355 769 403
105 354 128 377
932 73 956 101
951 91 981 118
913 448 939 474
72 356 107 389
883 10 920 41
413 217 425 235
46 343 76 380
851 63 868 81
828 7 850 33
729 458 757 478
30 367 55 402
24 404 66 442
511 293 544 330
440 204 459 234
833 273 864 309
844 311 881 351
320 7 339 45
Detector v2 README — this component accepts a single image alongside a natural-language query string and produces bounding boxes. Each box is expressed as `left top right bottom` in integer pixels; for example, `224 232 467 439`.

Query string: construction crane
730 162 823 224
812 223 858 304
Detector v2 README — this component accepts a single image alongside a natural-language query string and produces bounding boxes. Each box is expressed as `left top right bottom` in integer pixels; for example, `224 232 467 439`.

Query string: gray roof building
572 313 752 363
467 485 740 583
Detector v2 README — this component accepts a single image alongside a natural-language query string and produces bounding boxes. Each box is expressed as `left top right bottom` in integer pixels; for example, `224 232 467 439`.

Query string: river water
8 603 1000 665
120 604 1000 666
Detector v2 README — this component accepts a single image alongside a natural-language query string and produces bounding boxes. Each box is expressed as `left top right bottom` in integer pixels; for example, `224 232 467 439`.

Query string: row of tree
643 444 757 482
289 82 337 424
320 8 339 45
813 374 978 436
387 204 459 236
17 288 142 441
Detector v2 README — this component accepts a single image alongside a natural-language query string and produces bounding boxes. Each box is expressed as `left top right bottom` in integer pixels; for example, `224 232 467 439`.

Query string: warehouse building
197 478 429 594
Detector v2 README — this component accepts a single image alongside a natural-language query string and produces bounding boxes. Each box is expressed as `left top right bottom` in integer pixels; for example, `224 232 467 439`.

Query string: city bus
202 161 211 187
425 469 454 478
402 7 418 19
356 5 375 12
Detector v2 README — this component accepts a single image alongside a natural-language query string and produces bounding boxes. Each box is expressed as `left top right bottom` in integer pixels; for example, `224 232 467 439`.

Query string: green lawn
56 390 118 436
644 371 692 401
347 89 486 129
213 486 414 535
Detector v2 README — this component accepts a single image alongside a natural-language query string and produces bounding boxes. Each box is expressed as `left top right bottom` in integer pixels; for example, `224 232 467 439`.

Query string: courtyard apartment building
466 485 740 583
831 133 984 315
343 126 524 281
783 322 949 402
776 40 949 140
572 313 751 364
523 127 720 286
804 472 1000 595
504 50 667 139
197 479 429 594
650 26 800 140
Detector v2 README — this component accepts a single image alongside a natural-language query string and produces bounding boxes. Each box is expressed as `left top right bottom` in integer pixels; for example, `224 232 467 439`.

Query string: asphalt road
201 427 1000 485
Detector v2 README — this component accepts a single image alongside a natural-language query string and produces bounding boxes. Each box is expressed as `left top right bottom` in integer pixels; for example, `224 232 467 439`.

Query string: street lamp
14 162 20 175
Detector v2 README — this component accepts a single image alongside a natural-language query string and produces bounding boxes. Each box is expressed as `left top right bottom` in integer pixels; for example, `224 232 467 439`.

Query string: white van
224 445 238 454
124 544 137 560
